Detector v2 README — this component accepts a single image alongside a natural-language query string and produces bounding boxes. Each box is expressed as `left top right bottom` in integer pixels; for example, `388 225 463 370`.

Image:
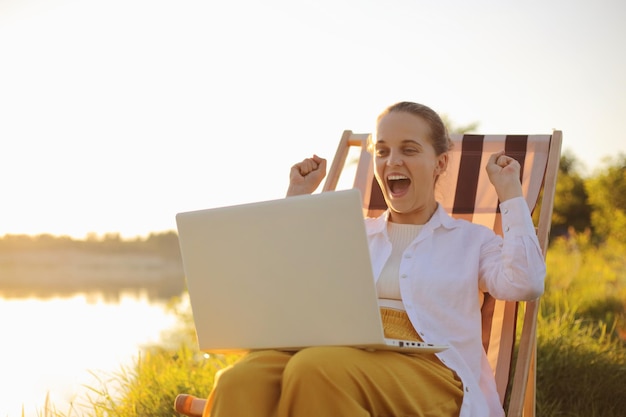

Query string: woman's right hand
286 154 327 196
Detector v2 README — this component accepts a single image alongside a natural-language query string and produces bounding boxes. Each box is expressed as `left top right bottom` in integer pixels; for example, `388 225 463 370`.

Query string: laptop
175 188 448 354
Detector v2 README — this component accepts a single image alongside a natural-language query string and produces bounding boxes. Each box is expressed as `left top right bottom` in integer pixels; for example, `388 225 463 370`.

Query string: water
0 293 180 417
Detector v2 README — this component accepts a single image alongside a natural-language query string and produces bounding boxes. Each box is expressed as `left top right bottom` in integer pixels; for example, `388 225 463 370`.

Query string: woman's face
373 111 448 224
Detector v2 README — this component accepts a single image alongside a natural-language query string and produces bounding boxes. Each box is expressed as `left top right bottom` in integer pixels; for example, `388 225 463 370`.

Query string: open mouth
387 174 411 196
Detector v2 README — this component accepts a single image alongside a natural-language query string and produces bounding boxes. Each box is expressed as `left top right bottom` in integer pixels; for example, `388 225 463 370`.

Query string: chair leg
174 394 206 417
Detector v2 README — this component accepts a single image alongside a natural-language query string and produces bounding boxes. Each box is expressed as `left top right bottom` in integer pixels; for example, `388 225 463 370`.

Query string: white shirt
364 196 546 417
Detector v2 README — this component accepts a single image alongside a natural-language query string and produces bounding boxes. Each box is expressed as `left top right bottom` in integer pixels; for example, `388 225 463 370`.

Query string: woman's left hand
486 151 524 202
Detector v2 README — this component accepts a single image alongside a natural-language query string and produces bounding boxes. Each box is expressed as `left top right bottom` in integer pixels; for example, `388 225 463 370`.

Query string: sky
1 0 625 239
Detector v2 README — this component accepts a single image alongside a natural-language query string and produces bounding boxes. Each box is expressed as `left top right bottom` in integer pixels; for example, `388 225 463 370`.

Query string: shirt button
465 386 470 392
505 226 510 232
401 273 408 279
503 208 509 214
404 253 412 258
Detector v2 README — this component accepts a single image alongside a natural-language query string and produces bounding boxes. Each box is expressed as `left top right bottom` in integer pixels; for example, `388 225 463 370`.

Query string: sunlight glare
0 293 178 417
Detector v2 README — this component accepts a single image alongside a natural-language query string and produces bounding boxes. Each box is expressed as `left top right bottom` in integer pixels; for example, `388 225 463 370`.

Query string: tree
549 151 593 238
585 154 626 243
441 115 479 134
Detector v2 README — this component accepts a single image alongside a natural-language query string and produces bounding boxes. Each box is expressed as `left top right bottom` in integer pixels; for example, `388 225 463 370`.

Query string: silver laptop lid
175 189 386 353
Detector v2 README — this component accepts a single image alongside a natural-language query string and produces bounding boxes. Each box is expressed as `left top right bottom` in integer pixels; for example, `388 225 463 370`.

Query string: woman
176 101 546 417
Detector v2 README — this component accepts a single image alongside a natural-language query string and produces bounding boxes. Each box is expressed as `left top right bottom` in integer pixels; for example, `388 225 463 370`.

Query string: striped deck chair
322 130 562 417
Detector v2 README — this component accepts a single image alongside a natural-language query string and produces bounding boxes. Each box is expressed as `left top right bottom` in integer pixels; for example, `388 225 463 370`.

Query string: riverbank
0 232 185 300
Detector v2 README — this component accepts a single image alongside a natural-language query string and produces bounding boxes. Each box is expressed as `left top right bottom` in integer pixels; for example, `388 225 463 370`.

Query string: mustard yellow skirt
204 308 463 417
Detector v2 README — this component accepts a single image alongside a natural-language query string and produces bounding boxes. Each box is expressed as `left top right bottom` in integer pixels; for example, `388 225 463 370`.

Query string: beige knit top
376 222 423 311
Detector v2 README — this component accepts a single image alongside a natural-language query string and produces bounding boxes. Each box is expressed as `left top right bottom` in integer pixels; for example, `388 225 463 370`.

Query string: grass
533 232 626 417
37 232 626 417
536 311 626 417
74 299 241 417
79 345 234 417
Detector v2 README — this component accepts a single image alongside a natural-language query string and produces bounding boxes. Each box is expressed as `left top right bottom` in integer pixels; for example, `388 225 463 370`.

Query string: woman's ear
435 152 449 175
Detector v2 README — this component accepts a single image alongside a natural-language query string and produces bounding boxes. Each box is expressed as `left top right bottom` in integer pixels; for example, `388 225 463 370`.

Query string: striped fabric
365 134 550 221
324 131 554 407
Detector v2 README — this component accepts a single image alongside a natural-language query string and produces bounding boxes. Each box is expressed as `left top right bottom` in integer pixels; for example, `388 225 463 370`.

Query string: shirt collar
366 203 459 236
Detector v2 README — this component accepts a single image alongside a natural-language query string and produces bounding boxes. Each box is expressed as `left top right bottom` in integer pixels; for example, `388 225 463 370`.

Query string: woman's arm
479 200 546 301
286 154 327 197
480 151 546 300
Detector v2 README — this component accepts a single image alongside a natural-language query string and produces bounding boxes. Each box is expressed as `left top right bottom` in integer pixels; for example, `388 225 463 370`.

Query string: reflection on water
0 292 180 417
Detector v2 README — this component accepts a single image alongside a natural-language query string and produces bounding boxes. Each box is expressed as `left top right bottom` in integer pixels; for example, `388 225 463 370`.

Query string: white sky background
1 0 625 238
